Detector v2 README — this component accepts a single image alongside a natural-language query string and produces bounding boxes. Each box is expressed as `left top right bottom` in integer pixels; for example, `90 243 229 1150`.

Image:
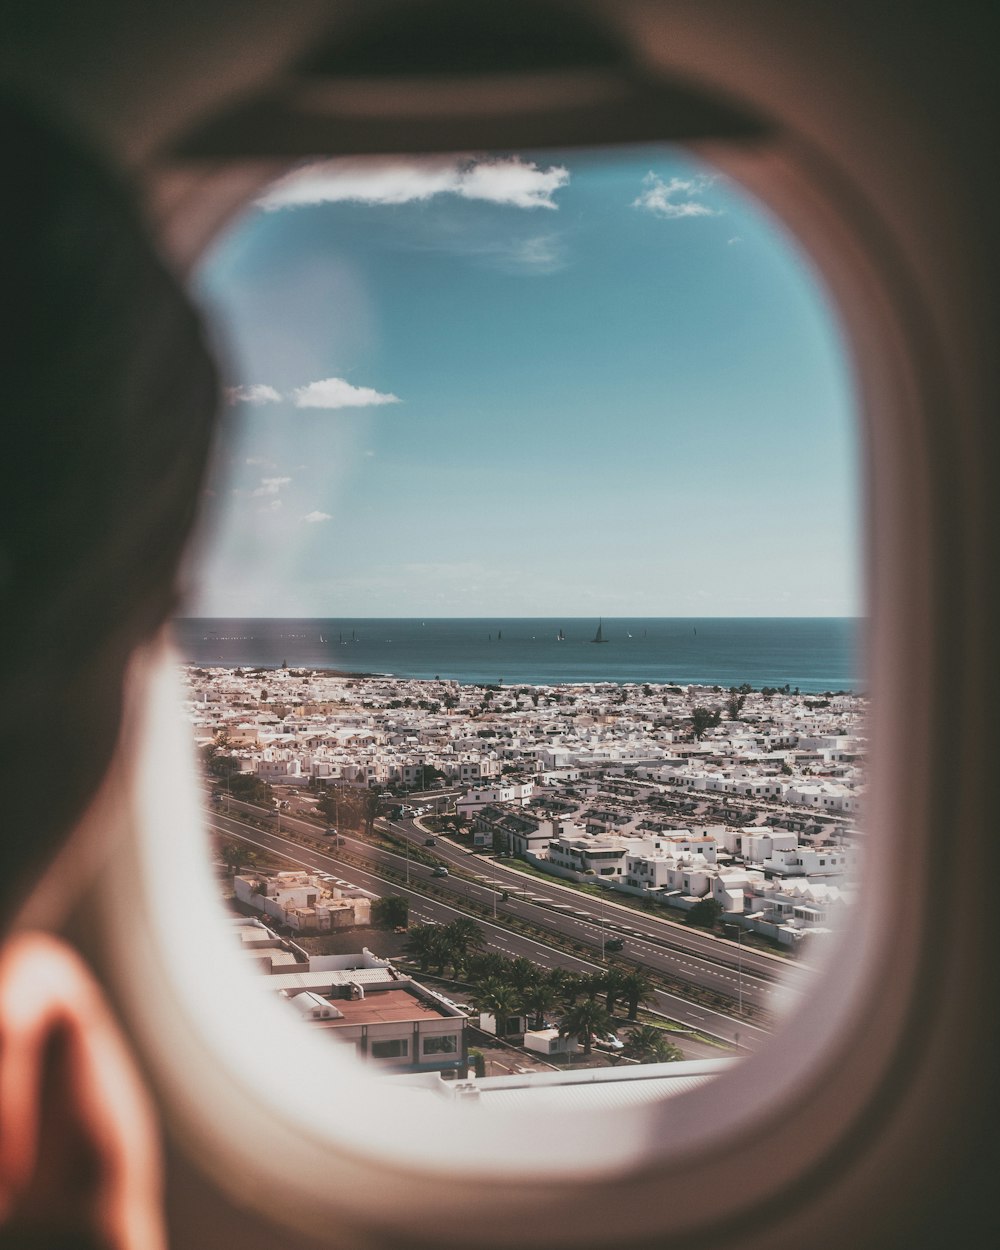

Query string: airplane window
146 143 861 1178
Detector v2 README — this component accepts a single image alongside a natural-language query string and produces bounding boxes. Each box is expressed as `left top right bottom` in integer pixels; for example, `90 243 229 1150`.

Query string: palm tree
505 956 541 995
442 918 485 977
549 969 586 1008
471 980 523 1039
602 964 629 1016
619 968 656 1020
466 951 510 983
523 980 559 1029
220 840 251 874
404 924 448 974
624 1025 682 1064
581 971 608 1002
372 895 409 929
558 999 613 1057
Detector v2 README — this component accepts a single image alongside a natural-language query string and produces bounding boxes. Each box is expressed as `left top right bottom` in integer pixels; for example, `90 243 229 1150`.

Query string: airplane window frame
78 45 961 1250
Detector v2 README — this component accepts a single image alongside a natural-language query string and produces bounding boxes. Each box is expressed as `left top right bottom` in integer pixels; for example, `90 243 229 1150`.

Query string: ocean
171 618 861 694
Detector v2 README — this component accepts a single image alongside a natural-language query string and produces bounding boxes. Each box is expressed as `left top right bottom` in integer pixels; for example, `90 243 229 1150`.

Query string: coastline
172 617 860 694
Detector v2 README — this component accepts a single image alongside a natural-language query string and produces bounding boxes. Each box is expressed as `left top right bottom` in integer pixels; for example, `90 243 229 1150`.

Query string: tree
318 784 378 835
404 924 448 973
227 771 274 807
581 971 609 1002
467 951 510 983
625 1025 682 1064
686 898 724 931
690 706 722 739
371 896 409 929
201 729 235 780
618 968 656 1020
415 763 445 790
558 1000 613 1056
602 964 629 1015
318 786 343 826
505 956 542 995
471 980 523 1037
220 840 251 874
549 969 587 1008
441 918 485 977
523 980 559 1030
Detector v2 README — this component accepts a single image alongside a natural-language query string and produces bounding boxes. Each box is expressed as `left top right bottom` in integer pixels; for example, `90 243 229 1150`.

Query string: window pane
178 145 862 1085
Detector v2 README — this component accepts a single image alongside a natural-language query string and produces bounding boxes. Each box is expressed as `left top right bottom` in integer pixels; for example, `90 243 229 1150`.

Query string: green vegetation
690 707 722 739
202 731 275 806
317 784 379 836
403 918 485 979
558 999 613 1056
686 898 724 930
624 1024 683 1063
370 895 409 929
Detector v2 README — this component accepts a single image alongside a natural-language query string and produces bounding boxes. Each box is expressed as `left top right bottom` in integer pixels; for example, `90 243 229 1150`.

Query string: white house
457 781 535 818
234 870 371 932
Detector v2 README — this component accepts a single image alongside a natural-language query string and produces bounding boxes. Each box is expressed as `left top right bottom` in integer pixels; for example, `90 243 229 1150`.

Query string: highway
209 807 775 1052
216 795 811 995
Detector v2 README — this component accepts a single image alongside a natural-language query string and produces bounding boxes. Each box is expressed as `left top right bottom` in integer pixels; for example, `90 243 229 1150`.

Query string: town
183 663 864 1076
185 664 864 931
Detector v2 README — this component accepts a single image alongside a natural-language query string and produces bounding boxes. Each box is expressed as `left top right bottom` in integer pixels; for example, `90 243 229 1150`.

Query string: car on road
424 837 436 846
605 937 625 952
431 866 449 877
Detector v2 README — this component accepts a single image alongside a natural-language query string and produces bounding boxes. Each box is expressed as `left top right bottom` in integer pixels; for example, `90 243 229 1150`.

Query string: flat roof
325 988 455 1027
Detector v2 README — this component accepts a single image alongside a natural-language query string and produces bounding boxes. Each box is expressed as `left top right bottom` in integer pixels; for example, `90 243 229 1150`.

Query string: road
210 808 771 1053
220 793 809 990
383 818 810 985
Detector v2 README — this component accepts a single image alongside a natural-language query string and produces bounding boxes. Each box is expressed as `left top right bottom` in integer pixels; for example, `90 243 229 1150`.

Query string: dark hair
0 92 219 920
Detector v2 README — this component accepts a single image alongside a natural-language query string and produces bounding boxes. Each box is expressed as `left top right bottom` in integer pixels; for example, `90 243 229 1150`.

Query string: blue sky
187 146 859 618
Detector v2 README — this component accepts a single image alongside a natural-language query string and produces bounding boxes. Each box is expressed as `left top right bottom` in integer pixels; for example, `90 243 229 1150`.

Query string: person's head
0 90 219 925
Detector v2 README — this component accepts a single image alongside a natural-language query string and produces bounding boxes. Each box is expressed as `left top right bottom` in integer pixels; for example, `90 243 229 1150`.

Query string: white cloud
727 235 743 245
257 155 570 212
302 511 332 524
455 159 569 210
292 377 401 410
253 476 291 497
632 173 719 219
225 383 282 405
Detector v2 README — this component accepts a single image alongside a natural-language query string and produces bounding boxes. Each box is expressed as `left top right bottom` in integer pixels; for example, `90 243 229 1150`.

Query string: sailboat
497 630 502 640
557 628 565 641
319 633 326 643
592 618 608 644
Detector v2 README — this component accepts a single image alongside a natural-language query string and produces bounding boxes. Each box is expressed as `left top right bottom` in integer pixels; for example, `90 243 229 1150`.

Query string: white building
457 781 535 818
234 870 371 932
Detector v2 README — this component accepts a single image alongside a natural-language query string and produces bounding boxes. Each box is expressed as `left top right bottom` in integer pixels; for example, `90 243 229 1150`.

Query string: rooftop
324 987 456 1028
